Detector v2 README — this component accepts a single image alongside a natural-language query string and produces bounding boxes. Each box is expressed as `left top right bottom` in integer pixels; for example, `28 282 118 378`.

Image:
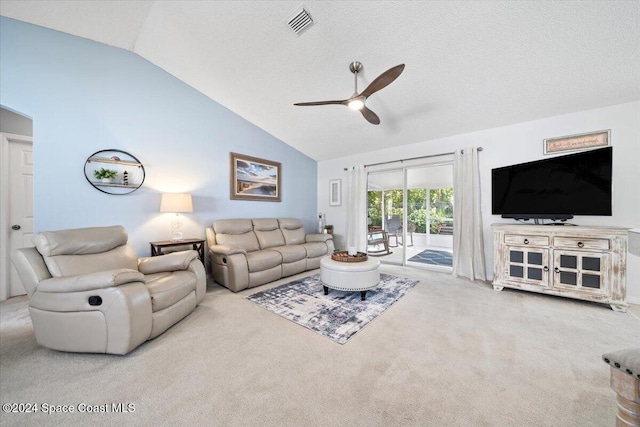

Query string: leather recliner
10 225 206 355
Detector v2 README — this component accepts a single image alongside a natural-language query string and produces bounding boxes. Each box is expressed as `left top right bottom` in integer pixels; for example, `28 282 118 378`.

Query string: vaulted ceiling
2 1 639 161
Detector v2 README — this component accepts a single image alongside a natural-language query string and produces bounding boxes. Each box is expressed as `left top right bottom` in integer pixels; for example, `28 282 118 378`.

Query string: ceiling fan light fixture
348 99 364 110
294 62 405 125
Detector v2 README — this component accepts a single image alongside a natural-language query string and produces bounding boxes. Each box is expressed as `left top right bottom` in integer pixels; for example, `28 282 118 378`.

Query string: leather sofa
10 225 206 355
206 218 334 292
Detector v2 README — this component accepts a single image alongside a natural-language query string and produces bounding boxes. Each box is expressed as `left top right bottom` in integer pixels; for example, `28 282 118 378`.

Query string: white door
1 135 34 298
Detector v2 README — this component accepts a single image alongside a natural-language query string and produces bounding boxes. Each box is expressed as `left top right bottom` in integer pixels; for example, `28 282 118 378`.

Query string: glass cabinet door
504 246 550 287
553 250 608 293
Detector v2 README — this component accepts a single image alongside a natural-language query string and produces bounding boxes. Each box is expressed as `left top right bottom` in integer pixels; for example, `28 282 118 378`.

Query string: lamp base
170 216 183 242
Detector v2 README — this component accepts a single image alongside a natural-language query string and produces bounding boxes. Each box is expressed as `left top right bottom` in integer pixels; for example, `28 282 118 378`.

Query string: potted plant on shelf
94 168 118 183
324 225 334 234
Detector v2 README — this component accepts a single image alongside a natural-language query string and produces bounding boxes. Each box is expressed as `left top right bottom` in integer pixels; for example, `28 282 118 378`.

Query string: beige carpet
1 265 639 426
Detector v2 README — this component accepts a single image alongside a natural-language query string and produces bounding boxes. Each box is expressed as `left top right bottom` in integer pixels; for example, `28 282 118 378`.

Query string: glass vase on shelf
318 213 325 234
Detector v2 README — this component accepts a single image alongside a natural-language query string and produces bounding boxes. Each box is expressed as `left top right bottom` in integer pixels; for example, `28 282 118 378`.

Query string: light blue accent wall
0 17 317 256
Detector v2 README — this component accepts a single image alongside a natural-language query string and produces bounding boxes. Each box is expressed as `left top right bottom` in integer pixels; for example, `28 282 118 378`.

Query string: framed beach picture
230 152 281 202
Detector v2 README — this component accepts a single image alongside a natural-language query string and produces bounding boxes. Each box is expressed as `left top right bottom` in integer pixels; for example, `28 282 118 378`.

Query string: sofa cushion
252 219 279 231
214 219 253 234
278 218 305 245
34 226 138 277
33 225 128 256
253 219 285 249
214 219 260 252
303 242 328 258
145 271 196 312
246 250 282 273
43 244 139 277
271 245 306 263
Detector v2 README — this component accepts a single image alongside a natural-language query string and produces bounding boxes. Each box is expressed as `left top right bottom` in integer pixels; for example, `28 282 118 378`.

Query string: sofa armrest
306 234 333 243
37 269 145 293
138 250 199 274
209 244 247 256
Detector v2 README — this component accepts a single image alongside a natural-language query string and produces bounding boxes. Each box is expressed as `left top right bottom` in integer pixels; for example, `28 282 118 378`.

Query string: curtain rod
343 147 483 171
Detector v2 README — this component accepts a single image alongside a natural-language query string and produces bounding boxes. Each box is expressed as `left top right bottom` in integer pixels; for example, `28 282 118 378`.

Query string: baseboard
627 296 640 305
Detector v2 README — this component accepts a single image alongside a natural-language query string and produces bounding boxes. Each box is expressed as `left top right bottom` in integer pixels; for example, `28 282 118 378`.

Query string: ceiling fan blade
360 106 380 125
294 100 347 106
360 64 405 98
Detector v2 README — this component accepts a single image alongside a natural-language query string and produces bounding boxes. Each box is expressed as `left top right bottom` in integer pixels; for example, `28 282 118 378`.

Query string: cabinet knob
543 266 549 272
11 224 21 230
523 238 529 244
577 242 584 248
554 267 560 273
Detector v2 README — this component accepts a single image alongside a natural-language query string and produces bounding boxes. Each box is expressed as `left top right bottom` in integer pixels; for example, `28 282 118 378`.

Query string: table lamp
160 193 193 241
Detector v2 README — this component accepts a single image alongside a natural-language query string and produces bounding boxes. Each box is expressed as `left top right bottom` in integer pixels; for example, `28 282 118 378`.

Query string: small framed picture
329 179 341 206
543 130 610 155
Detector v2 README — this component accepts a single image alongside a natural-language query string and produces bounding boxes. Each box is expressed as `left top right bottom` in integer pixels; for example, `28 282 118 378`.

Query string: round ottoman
320 256 381 300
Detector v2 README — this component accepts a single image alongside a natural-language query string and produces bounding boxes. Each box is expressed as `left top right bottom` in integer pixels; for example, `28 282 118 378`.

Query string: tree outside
428 188 454 234
367 191 383 227
367 188 453 234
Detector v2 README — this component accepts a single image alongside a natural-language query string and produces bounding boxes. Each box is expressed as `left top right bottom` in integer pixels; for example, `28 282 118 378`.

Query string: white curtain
453 148 486 281
346 166 368 253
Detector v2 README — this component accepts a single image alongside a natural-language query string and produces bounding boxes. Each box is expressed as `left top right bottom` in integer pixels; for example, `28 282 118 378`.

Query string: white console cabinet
492 224 628 312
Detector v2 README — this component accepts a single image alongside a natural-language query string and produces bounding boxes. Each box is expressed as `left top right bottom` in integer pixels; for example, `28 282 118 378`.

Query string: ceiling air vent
287 7 315 35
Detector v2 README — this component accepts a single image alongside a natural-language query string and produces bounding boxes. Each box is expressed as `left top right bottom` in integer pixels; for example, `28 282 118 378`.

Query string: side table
149 238 205 264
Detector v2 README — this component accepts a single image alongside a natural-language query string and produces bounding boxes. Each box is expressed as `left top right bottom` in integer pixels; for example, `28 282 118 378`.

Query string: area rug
408 248 453 266
246 273 418 344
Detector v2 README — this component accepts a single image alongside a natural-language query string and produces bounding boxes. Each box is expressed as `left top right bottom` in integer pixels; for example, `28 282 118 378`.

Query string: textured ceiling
2 1 639 161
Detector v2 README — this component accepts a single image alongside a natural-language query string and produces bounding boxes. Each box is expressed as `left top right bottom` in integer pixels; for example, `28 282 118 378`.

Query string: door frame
0 132 33 301
403 161 454 271
366 160 454 270
367 168 406 266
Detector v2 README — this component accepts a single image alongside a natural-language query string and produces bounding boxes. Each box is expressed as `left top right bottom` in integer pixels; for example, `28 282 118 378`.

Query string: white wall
319 101 640 303
0 106 32 136
368 163 453 190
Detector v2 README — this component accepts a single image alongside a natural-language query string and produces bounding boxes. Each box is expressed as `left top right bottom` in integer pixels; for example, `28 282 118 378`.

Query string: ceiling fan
294 61 405 125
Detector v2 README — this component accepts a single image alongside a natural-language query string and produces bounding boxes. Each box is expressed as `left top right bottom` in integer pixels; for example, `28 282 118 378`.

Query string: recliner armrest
37 269 145 293
306 234 333 243
138 250 199 274
10 247 52 296
209 245 247 256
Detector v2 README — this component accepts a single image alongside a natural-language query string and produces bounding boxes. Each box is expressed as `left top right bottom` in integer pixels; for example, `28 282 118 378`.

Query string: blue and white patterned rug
408 249 453 266
246 273 418 344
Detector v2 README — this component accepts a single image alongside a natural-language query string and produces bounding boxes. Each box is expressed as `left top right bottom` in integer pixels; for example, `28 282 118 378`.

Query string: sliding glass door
367 169 404 265
366 162 454 271
404 164 454 270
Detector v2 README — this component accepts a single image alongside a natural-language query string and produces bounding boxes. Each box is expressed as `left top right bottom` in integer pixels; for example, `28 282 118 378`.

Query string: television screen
492 147 612 218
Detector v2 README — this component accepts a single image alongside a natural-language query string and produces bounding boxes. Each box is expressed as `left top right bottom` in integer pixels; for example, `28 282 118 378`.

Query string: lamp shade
160 193 193 213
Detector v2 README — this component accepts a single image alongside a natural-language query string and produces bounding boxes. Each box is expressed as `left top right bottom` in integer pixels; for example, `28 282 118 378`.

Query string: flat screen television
492 147 612 220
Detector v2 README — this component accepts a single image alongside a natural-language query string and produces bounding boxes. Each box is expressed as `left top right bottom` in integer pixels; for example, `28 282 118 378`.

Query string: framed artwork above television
543 129 610 155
